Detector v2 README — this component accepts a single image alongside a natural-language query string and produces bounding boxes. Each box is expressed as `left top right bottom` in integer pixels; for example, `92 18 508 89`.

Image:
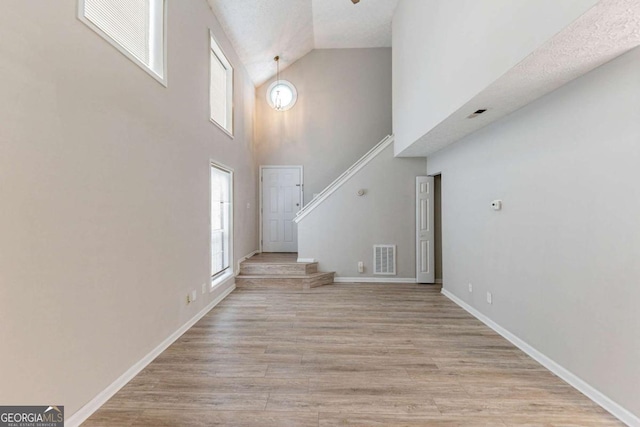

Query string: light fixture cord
275 56 282 110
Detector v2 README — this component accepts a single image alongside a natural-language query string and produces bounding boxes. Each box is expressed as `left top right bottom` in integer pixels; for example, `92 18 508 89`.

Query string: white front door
416 176 435 283
261 166 302 252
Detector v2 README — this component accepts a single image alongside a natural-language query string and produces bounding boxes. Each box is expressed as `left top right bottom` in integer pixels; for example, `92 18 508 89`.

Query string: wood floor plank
140 363 268 378
318 413 507 427
102 391 269 411
151 352 302 365
266 393 440 415
81 409 142 427
131 409 318 427
308 376 469 399
82 281 622 426
149 376 310 394
265 363 411 379
434 397 609 417
498 414 624 426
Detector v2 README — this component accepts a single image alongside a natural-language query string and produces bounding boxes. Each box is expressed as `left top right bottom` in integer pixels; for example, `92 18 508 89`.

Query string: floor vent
374 245 396 275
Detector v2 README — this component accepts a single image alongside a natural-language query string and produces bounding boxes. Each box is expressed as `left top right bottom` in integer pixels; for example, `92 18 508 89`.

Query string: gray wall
427 47 640 418
0 0 257 418
256 48 392 205
298 144 425 279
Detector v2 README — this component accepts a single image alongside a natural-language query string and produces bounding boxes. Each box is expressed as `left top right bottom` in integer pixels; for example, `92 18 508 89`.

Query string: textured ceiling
207 0 399 86
397 0 640 157
313 0 398 49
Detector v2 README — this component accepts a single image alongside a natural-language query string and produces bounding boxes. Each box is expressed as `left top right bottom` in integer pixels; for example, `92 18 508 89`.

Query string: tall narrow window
211 164 232 280
79 0 166 83
210 33 233 135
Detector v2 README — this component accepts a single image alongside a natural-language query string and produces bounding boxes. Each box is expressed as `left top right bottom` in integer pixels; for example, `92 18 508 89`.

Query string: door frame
432 173 443 284
259 165 304 253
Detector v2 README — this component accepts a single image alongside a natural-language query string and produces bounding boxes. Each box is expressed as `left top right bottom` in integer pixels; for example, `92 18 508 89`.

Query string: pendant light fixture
267 55 298 112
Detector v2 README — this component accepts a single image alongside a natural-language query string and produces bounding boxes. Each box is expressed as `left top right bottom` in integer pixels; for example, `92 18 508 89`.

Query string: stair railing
294 134 394 223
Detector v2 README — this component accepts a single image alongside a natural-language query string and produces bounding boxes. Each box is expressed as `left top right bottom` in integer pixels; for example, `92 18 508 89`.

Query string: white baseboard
441 288 639 427
297 257 316 263
334 277 417 284
66 284 236 427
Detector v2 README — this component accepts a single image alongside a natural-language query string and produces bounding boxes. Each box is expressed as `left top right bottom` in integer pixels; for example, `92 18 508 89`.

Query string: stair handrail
294 134 394 223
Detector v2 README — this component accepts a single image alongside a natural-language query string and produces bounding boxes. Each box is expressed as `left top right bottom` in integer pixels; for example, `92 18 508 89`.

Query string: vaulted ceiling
207 0 399 86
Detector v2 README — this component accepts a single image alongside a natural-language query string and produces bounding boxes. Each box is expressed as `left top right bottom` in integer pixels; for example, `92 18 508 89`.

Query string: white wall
427 47 640 420
298 144 425 279
0 0 257 418
392 0 598 156
256 48 392 205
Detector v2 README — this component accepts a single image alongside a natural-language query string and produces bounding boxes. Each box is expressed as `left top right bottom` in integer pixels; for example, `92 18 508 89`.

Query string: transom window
210 33 234 136
79 0 166 84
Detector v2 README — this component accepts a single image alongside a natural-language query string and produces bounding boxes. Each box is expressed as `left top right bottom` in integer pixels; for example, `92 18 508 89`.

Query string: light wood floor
83 283 621 426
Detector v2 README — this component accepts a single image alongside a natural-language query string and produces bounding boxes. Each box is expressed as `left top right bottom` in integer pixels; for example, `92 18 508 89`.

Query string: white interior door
261 167 302 252
416 176 435 283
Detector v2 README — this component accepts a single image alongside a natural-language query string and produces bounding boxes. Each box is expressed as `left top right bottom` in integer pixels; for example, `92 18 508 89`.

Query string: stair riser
236 277 307 290
240 263 317 275
307 273 335 288
236 272 334 290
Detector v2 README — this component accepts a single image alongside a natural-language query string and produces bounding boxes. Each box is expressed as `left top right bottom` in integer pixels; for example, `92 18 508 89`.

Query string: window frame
209 30 234 138
210 161 234 291
78 0 168 86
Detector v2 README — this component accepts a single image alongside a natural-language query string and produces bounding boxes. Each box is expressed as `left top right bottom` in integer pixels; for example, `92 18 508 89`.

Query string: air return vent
374 245 396 275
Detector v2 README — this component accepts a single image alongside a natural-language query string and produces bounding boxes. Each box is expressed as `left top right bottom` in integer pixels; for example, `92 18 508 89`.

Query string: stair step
236 272 334 290
239 261 318 276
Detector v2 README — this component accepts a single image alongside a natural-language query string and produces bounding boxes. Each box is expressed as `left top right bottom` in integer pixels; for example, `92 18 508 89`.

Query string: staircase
236 253 335 290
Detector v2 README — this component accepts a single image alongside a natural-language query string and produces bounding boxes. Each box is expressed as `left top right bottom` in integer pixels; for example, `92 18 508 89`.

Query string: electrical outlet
486 292 492 304
468 283 473 292
202 283 207 294
191 290 197 302
358 261 364 273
